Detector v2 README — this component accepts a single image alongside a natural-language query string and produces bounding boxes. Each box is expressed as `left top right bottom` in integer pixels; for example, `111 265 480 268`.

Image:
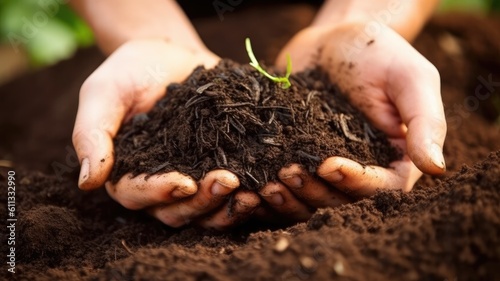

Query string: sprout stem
245 38 292 89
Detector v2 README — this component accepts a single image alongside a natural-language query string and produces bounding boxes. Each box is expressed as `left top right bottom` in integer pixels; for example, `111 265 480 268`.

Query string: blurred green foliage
0 0 499 68
438 0 500 12
0 0 94 67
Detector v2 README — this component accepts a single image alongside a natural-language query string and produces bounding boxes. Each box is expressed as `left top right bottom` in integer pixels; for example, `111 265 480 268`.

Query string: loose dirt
111 60 399 191
0 5 499 281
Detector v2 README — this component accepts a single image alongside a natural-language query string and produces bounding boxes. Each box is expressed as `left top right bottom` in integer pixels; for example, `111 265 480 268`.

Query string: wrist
93 27 209 57
71 0 207 55
118 38 218 63
311 0 438 42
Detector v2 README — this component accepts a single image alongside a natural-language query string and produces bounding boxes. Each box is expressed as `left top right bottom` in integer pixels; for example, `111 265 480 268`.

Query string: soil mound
111 60 399 190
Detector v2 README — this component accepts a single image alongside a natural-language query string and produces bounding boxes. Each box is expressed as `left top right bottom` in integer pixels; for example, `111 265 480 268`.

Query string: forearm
70 0 205 55
312 0 439 41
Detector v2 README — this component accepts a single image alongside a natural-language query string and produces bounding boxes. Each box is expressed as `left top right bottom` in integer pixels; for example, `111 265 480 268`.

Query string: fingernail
430 143 446 170
172 185 194 198
323 170 344 183
283 176 303 189
211 181 232 196
270 193 284 206
78 158 90 188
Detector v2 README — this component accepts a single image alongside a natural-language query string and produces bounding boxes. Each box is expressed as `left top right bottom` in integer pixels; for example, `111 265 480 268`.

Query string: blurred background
0 0 499 85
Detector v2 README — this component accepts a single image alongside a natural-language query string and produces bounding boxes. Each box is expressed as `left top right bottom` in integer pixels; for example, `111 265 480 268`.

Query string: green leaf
26 20 77 66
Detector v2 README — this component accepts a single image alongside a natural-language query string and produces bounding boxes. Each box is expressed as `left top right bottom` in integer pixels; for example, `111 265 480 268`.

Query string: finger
72 79 126 190
197 191 260 231
105 172 197 210
317 156 422 198
278 164 353 207
388 54 447 175
259 182 314 222
148 170 239 227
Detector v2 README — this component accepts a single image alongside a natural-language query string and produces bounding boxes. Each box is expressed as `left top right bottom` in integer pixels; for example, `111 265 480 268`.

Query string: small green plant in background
0 0 94 67
245 38 292 89
438 0 500 12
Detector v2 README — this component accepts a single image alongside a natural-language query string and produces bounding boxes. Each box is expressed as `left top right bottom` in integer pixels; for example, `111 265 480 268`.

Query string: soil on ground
0 4 499 281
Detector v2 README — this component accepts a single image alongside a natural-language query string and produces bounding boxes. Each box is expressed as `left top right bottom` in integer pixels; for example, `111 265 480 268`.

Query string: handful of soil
111 59 400 191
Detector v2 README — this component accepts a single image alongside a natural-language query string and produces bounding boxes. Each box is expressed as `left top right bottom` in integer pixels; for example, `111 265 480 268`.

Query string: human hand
256 22 446 221
73 39 260 229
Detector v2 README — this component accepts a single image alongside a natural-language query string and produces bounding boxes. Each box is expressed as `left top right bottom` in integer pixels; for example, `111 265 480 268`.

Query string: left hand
255 22 446 221
72 39 260 230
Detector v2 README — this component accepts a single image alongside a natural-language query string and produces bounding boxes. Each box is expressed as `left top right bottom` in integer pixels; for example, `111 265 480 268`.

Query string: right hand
255 22 446 223
73 39 260 229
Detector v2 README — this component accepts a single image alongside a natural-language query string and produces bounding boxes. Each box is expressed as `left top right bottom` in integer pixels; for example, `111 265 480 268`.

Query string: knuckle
159 214 188 228
71 128 84 147
190 193 212 210
214 221 232 230
204 217 233 230
119 199 142 211
420 60 441 82
80 74 103 98
435 116 448 132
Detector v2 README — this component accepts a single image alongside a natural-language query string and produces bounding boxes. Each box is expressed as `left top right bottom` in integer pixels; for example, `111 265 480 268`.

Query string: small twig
238 111 264 127
256 105 292 111
339 113 364 143
216 146 228 166
237 82 254 100
232 68 246 78
196 118 208 147
268 111 276 125
306 91 320 105
296 150 321 162
162 128 167 146
121 240 134 255
217 102 254 108
249 76 261 102
245 171 260 184
149 162 170 174
229 116 246 134
261 95 272 105
218 128 237 145
215 129 219 147
322 102 334 114
196 82 215 94
260 136 282 147
364 122 376 142
119 129 137 146
185 95 212 108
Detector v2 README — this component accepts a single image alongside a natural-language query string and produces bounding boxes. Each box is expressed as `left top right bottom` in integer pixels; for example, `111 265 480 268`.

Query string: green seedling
245 38 292 89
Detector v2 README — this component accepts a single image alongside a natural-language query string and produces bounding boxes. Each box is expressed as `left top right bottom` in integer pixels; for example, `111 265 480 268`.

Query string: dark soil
0 5 499 281
111 60 399 191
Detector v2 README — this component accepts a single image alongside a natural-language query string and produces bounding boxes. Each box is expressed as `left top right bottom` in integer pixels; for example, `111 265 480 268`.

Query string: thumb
388 56 447 175
72 80 127 190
